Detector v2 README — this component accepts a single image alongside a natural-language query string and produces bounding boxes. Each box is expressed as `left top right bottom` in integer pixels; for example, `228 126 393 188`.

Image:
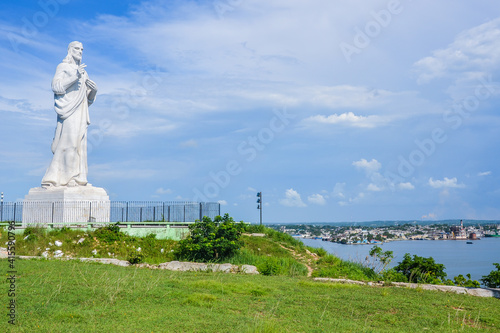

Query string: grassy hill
1 225 499 332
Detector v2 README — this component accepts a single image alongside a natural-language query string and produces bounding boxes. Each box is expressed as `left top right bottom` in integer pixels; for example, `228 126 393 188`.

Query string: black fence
0 201 220 223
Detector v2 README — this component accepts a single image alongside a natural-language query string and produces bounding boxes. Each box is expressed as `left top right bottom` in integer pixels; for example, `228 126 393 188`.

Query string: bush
257 257 282 276
174 214 243 262
380 268 408 283
453 274 480 288
127 252 144 264
393 253 447 284
481 263 500 288
23 226 45 242
94 224 124 243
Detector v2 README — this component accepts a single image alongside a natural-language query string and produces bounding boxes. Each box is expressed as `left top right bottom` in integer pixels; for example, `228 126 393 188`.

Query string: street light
256 192 262 225
1 192 3 222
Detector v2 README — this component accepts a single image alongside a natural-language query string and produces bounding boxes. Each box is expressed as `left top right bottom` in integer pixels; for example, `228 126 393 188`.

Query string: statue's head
63 41 83 64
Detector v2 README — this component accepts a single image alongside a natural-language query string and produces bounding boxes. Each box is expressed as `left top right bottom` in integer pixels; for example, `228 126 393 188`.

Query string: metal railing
0 201 220 223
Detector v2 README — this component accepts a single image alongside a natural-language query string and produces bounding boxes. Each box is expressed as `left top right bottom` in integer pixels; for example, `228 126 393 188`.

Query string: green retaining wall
1 222 193 241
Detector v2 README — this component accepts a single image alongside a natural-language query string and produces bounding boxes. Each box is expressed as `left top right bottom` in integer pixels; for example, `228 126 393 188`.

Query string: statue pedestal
22 186 110 226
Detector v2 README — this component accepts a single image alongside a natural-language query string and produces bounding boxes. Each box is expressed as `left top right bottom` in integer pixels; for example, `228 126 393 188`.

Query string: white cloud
353 158 381 173
398 182 415 190
429 177 465 189
280 188 306 207
353 159 387 192
304 85 394 109
305 112 385 128
414 17 500 84
422 213 437 219
156 188 173 195
218 200 228 206
338 192 365 206
307 194 326 205
367 183 382 192
478 171 492 177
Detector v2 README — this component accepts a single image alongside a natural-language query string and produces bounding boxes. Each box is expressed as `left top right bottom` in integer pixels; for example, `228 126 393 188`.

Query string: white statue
41 41 98 188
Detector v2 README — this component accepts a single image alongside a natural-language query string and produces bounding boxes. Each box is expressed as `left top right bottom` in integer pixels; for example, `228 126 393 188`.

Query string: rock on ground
314 278 500 299
241 264 259 274
79 258 131 267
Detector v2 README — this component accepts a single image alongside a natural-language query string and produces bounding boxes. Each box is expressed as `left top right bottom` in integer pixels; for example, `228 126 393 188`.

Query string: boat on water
466 241 473 244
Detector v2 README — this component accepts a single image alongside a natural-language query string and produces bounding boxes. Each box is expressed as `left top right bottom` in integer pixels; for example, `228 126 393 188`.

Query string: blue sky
1 0 500 223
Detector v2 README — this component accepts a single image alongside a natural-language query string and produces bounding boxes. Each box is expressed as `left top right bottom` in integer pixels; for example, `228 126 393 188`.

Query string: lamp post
256 192 262 225
0 192 3 222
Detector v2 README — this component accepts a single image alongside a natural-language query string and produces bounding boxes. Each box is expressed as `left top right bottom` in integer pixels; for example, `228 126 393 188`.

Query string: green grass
1 258 499 332
312 254 378 281
228 236 308 277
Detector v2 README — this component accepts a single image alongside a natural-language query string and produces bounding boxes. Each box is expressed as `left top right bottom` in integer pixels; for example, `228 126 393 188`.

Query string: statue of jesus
41 41 98 188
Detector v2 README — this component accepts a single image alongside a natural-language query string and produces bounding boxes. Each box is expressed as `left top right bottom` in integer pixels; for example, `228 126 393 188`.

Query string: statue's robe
41 62 95 187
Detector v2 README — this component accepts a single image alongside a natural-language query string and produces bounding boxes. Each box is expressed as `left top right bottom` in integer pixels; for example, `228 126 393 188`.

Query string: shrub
380 268 408 283
452 274 480 288
94 224 124 243
174 214 243 262
127 252 144 264
481 263 500 288
393 253 447 284
23 226 45 242
257 257 282 276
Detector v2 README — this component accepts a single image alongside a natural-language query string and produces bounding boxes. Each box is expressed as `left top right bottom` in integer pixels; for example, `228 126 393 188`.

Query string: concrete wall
4 222 193 241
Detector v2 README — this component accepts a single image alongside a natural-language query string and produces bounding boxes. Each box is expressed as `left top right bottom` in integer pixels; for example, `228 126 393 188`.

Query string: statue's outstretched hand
86 79 97 92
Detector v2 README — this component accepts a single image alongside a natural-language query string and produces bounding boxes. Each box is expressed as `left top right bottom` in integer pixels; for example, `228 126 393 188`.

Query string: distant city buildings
273 221 500 244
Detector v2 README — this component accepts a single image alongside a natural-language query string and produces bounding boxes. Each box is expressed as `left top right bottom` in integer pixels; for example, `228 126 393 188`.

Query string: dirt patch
278 244 314 277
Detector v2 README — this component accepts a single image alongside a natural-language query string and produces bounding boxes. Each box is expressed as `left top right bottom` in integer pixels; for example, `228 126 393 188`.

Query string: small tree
393 253 447 284
453 274 480 288
368 245 393 274
174 214 243 262
481 263 500 288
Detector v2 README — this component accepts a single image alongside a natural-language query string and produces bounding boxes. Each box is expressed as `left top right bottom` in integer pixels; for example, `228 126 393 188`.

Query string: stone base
22 185 110 226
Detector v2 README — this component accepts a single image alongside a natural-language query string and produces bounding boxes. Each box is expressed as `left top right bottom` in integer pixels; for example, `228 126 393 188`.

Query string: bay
300 237 500 283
